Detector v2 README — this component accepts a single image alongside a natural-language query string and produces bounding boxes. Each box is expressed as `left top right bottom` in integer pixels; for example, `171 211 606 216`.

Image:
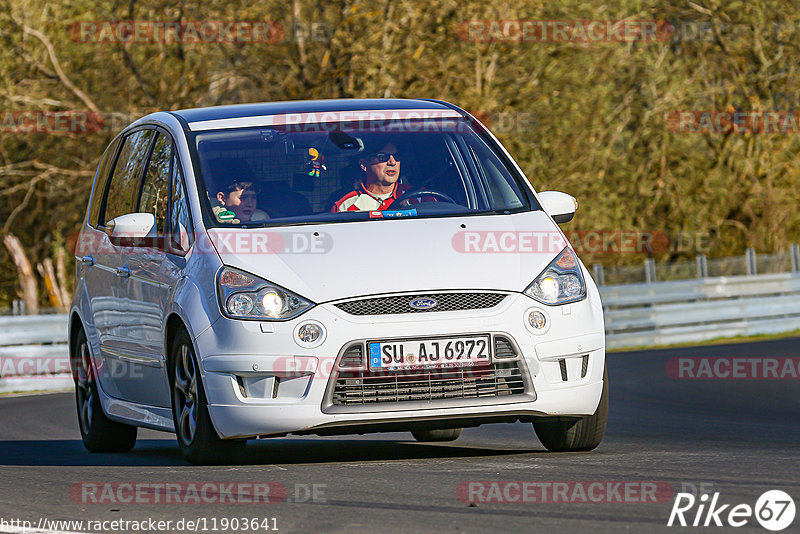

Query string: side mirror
108 213 157 246
538 191 577 224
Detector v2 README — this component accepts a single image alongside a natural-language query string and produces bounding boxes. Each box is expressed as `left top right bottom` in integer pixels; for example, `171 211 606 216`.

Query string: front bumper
195 291 606 439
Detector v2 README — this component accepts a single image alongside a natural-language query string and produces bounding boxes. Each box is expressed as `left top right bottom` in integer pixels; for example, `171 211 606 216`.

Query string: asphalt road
1 337 799 533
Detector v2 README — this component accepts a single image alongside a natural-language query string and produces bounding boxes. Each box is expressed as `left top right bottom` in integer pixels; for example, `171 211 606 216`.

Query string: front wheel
533 363 609 452
170 327 245 464
72 328 137 452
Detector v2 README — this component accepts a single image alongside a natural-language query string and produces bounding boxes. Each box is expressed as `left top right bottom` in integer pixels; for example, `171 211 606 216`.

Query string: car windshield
193 116 532 227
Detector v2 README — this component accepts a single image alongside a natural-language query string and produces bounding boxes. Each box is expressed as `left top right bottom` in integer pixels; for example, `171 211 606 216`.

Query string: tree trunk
55 246 71 307
38 257 67 312
3 234 39 315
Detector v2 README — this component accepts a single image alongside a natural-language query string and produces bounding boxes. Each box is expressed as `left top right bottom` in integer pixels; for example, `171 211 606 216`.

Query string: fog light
297 323 322 343
528 310 547 330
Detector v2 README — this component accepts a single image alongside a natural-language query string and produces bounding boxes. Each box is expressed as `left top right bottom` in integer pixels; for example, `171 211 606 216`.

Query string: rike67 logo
668 490 795 531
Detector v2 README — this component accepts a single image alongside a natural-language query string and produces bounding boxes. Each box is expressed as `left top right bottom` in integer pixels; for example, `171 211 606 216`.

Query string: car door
91 128 153 398
112 129 174 407
77 136 120 393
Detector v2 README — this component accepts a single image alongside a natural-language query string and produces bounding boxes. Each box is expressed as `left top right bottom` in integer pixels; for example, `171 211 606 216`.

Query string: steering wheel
393 189 458 208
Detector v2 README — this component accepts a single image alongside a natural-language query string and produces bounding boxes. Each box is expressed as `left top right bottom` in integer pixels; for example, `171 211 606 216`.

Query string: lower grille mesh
331 363 526 405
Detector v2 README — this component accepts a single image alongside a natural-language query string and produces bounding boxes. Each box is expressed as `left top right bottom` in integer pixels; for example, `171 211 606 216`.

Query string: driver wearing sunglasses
332 142 419 212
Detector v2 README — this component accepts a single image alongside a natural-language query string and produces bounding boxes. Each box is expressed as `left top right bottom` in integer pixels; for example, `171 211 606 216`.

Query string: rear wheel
170 327 245 464
72 328 137 452
411 428 463 442
533 363 609 452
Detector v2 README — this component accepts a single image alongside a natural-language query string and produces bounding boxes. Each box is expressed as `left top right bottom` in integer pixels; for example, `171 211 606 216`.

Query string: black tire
72 328 137 453
170 327 245 465
533 363 609 452
411 428 463 442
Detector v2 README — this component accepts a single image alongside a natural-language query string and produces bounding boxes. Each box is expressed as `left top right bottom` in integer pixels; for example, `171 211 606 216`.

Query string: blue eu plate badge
369 343 381 368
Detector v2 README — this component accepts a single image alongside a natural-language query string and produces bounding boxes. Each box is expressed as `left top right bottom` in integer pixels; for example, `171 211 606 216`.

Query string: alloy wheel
173 344 198 446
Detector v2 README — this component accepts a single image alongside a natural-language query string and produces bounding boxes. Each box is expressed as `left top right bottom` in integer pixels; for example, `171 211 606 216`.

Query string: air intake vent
494 336 517 359
559 359 568 381
339 345 364 368
581 355 589 378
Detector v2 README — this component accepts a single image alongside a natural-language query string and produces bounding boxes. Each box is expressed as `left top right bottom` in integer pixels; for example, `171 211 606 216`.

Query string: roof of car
170 98 455 124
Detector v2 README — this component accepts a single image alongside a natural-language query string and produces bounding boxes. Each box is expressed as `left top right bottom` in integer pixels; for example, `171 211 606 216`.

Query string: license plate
368 335 491 370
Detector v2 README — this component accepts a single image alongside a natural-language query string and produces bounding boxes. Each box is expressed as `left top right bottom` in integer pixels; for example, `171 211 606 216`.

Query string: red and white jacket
331 182 414 212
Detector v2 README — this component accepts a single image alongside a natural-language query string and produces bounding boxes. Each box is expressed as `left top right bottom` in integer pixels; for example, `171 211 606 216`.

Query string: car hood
206 211 569 303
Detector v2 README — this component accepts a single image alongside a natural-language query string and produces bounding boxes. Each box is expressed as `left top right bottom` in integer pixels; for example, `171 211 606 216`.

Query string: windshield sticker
369 209 418 219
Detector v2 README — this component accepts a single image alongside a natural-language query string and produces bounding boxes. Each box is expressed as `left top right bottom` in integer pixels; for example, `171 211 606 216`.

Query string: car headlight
217 266 314 320
524 247 587 305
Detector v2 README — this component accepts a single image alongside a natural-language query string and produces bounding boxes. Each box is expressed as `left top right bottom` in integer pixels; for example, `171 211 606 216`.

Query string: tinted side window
138 132 172 235
103 129 153 225
169 154 194 252
88 137 121 227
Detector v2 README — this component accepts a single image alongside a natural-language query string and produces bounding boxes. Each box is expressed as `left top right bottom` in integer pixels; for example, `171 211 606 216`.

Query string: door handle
116 266 131 278
80 255 94 266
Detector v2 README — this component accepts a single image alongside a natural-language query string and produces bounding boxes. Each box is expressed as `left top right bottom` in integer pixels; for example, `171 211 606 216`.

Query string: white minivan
70 99 608 464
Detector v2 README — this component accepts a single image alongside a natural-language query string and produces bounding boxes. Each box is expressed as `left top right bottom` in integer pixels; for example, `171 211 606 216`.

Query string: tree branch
22 24 100 113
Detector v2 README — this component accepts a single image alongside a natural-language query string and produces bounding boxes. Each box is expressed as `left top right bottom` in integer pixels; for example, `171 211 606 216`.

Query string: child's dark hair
219 181 259 195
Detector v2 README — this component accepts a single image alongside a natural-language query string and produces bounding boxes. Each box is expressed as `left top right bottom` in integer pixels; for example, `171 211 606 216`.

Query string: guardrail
3 273 800 393
0 314 71 394
600 272 800 349
593 245 800 285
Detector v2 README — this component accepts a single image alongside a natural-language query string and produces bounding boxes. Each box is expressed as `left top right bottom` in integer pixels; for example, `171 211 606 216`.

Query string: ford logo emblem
409 298 438 310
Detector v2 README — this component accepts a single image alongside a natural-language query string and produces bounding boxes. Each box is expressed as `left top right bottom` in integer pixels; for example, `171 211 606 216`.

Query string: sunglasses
366 151 401 163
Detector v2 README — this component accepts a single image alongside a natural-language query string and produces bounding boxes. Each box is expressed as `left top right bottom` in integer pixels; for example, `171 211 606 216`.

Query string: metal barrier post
645 258 656 283
696 254 708 278
746 248 757 275
592 264 604 286
792 244 800 272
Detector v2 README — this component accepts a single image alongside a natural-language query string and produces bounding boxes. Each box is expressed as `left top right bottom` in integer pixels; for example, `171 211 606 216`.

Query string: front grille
330 336 527 407
334 292 506 316
331 362 526 406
